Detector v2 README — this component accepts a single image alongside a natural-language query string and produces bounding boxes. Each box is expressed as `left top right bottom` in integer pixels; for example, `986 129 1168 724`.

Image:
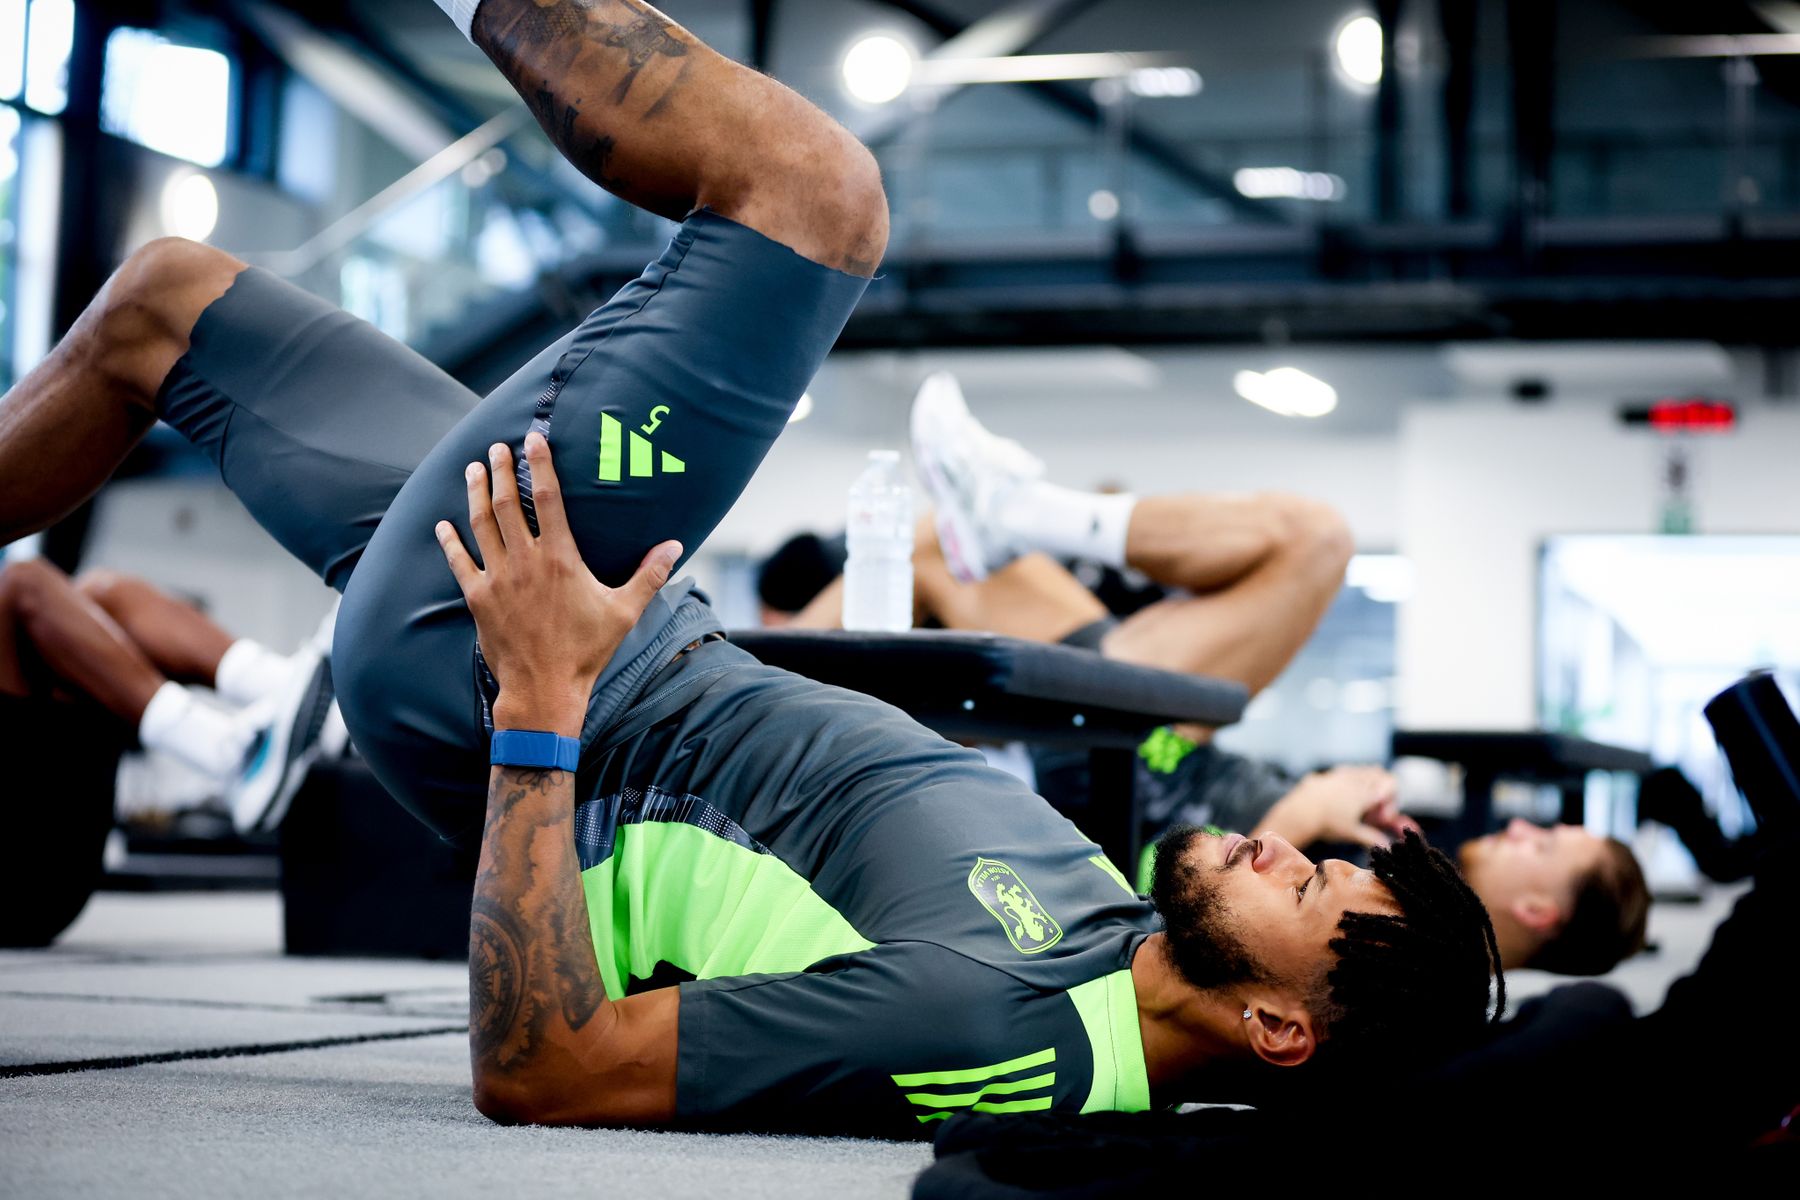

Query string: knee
73 568 129 612
814 133 890 268
106 238 235 319
90 238 242 396
0 558 64 620
754 127 889 274
1268 495 1355 576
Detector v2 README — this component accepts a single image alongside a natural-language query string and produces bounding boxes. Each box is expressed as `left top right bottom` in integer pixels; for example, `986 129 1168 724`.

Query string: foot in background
226 645 336 835
909 372 1045 581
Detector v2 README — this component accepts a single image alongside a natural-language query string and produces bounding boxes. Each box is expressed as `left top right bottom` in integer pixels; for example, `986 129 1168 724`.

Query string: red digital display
1650 399 1736 431
1619 398 1737 433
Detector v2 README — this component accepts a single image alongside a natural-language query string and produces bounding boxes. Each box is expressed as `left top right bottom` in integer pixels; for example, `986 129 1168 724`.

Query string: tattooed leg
471 0 887 276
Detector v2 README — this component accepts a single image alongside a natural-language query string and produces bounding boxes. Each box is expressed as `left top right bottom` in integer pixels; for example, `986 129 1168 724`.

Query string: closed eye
1297 863 1324 906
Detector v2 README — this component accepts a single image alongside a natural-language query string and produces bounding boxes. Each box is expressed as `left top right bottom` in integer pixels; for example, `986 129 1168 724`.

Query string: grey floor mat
0 893 930 1199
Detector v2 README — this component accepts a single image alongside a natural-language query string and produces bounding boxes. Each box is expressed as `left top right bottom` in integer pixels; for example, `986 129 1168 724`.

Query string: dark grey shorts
157 211 868 841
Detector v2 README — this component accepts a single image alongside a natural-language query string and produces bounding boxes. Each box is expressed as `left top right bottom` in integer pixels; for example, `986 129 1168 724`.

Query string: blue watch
489 729 581 772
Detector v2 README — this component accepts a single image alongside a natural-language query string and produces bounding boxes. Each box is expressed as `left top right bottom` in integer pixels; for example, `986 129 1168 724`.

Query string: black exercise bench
1390 729 1655 844
730 629 1249 875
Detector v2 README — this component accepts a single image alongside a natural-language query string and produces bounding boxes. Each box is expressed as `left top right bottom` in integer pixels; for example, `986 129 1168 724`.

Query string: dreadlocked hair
1309 830 1504 1074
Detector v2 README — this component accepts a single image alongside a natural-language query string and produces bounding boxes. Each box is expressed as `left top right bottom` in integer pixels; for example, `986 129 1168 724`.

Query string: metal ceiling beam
863 0 1283 224
853 0 1100 143
750 0 779 72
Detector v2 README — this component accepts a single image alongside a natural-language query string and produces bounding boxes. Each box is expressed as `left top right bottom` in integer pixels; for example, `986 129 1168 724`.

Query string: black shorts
156 211 868 842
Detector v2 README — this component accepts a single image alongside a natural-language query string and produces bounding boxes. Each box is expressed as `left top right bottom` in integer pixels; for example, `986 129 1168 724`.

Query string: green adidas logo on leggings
598 410 686 482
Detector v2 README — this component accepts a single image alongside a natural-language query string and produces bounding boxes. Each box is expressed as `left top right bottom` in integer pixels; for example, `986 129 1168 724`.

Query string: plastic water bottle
843 450 914 632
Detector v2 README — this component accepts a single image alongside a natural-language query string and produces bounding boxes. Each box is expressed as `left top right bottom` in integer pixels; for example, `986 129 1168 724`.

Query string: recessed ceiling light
1233 367 1339 418
842 35 914 105
1334 14 1383 88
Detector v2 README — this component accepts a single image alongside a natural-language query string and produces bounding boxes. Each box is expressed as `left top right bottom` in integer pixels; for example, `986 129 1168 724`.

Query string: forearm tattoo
469 766 610 1077
474 0 694 212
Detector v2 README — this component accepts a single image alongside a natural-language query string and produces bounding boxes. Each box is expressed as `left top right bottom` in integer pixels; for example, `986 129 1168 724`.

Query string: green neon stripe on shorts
904 1073 1056 1108
580 822 874 997
890 1046 1055 1088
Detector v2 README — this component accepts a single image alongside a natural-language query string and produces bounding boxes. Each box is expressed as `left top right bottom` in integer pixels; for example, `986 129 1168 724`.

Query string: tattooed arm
466 763 679 1124
470 0 887 276
437 433 683 1125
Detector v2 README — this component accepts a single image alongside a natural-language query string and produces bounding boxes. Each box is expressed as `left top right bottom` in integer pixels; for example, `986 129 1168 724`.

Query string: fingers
522 432 571 544
435 520 481 593
487 443 530 547
465 461 505 568
616 540 684 614
1348 824 1393 850
1362 799 1405 833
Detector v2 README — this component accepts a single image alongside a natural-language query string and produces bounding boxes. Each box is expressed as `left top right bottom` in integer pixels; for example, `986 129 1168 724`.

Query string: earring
1242 1009 1252 1020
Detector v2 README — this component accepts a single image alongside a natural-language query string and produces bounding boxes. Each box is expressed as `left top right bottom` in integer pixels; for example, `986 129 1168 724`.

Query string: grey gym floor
0 886 1742 1199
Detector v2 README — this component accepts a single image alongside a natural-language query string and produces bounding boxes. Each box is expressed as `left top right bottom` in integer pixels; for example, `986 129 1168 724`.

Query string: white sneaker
310 596 341 658
317 700 351 761
226 646 335 835
908 372 1045 582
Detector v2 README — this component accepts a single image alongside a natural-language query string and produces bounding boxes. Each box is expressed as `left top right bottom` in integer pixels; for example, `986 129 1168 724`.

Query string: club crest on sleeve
968 858 1063 954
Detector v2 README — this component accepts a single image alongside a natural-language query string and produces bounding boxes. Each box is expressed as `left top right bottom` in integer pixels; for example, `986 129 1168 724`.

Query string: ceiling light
1233 166 1345 201
1233 367 1339 418
1334 14 1383 88
1087 189 1120 221
460 147 508 188
917 52 1155 87
842 35 914 105
160 170 219 241
788 392 815 424
1126 66 1201 98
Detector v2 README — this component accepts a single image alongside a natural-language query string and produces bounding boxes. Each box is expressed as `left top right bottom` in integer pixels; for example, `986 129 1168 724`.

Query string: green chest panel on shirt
580 820 874 998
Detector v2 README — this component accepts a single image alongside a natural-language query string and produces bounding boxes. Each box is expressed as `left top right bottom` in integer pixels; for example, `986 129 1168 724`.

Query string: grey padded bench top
728 629 1247 748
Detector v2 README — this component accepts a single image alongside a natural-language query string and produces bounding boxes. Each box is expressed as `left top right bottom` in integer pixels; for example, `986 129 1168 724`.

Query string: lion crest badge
968 858 1064 954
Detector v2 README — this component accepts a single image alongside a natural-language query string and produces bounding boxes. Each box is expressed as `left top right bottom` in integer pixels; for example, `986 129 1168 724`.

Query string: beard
1148 825 1271 991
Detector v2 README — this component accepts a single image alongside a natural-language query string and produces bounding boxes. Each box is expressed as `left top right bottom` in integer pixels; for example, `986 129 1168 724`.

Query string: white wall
83 479 339 653
73 382 1794 744
1396 405 1800 730
713 426 1403 559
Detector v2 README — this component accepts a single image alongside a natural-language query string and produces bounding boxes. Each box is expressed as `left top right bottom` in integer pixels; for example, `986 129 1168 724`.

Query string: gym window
100 26 233 167
0 0 72 116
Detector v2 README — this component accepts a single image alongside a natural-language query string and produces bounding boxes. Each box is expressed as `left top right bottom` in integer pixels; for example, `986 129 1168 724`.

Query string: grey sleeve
674 942 1051 1138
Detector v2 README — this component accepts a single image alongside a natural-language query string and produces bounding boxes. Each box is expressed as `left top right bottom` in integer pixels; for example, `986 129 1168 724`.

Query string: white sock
138 682 257 780
429 0 484 41
215 639 293 708
995 483 1137 569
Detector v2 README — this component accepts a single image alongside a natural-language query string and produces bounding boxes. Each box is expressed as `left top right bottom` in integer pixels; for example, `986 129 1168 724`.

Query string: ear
1244 996 1318 1068
1511 894 1564 935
